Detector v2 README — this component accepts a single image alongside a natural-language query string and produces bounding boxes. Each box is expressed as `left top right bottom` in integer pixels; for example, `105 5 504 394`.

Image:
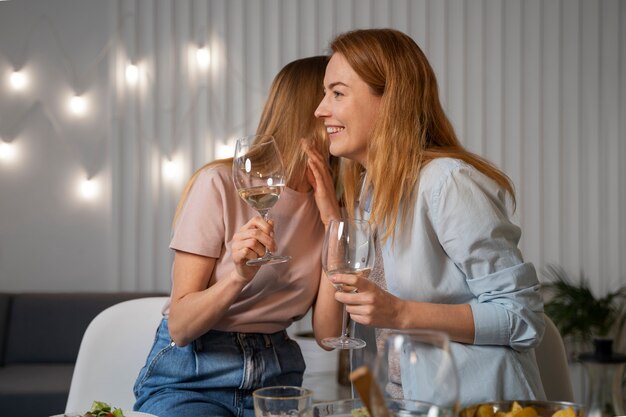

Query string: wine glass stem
340 303 349 339
260 210 272 257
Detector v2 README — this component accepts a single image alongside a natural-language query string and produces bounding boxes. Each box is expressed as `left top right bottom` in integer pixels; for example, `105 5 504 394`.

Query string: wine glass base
246 255 291 266
321 336 367 350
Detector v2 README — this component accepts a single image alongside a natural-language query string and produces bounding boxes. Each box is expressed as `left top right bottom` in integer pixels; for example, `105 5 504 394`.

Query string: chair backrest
65 296 168 413
535 313 574 402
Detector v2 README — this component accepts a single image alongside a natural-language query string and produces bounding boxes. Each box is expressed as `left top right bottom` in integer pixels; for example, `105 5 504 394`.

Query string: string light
79 177 98 199
0 141 18 162
125 63 139 85
9 71 27 90
196 46 210 69
162 156 183 182
216 141 235 159
69 95 87 115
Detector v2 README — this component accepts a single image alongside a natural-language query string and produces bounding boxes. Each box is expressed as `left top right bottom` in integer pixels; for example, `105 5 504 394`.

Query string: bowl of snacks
460 400 584 417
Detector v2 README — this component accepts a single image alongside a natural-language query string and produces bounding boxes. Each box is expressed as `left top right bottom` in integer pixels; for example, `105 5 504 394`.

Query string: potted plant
541 264 626 360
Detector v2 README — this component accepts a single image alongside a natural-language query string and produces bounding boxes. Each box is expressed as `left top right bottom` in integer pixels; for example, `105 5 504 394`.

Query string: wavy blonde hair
173 55 332 227
330 29 515 242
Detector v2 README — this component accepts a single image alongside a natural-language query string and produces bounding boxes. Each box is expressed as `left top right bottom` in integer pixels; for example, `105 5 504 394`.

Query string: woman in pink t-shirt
134 56 338 417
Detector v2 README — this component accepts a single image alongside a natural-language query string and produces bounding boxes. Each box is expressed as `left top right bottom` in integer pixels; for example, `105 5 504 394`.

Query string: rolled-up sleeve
432 165 545 351
468 262 544 349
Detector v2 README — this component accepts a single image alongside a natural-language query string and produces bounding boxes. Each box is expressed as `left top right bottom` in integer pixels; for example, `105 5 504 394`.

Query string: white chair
535 313 575 402
65 296 168 413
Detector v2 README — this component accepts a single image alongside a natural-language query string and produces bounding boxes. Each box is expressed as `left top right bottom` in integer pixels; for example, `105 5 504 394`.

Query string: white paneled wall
0 0 624 295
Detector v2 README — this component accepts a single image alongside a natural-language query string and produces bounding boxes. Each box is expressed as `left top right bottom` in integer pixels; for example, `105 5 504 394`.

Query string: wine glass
370 330 460 417
321 218 375 349
233 134 291 266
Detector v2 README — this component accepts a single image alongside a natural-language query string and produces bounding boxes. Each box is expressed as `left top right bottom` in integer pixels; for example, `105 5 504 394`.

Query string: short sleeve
169 167 227 258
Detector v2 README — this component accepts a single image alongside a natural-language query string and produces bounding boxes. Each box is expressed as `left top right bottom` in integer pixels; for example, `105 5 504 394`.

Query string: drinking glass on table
371 330 459 417
233 134 291 266
253 386 313 417
321 218 375 350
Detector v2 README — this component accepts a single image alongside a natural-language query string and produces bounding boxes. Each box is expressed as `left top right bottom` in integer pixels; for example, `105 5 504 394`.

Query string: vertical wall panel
280 0 299 64
541 0 561 267
428 0 447 105
560 0 582 277
484 0 503 168
137 0 156 290
227 0 244 135
503 0 523 226
465 0 482 153
262 0 281 102
2 0 625 301
335 0 354 34
317 0 335 52
245 0 264 134
581 0 601 284
447 0 466 144
600 0 620 294
390 0 409 32
119 0 139 290
371 0 390 27
612 1 626 287
353 0 372 28
409 0 428 48
110 0 123 290
298 0 319 56
521 0 543 266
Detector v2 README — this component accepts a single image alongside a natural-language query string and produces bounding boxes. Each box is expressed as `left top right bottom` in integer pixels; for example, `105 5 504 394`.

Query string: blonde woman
134 56 335 417
305 29 546 405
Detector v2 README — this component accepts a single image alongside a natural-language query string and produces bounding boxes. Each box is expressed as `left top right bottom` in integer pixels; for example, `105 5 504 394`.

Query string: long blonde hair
330 29 515 242
173 56 331 227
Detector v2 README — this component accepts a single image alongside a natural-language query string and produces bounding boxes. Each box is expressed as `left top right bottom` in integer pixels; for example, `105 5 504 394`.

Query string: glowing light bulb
79 178 98 199
216 142 235 159
9 71 27 90
196 47 210 69
0 141 17 162
69 95 87 115
162 158 182 181
126 64 139 84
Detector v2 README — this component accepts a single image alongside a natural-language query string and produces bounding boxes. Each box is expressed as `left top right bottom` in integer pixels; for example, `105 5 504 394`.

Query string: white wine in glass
321 218 375 349
233 135 291 266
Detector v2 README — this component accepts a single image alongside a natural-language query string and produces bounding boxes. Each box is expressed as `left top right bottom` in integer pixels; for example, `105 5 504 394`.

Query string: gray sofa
0 292 166 417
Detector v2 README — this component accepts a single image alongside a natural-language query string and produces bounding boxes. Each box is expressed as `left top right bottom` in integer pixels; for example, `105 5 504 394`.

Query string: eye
333 90 344 98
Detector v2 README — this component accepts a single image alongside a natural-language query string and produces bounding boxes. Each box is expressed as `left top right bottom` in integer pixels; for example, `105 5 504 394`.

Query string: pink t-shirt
166 163 324 333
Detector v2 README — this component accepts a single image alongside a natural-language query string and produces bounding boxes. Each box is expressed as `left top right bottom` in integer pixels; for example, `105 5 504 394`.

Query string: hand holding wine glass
321 218 375 349
233 135 291 266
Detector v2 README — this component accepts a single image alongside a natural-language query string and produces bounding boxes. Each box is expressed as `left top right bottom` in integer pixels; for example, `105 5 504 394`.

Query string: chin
328 142 348 158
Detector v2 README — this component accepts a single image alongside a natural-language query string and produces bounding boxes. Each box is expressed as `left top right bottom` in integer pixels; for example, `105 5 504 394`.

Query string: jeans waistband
195 328 289 351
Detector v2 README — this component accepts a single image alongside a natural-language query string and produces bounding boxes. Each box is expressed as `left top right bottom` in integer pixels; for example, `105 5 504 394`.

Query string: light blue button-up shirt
355 157 546 405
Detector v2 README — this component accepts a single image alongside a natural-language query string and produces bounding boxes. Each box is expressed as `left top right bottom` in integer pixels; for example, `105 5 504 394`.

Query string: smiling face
315 53 382 167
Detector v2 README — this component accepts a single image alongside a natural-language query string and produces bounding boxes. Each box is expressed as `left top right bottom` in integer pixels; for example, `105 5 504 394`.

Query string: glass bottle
579 339 626 417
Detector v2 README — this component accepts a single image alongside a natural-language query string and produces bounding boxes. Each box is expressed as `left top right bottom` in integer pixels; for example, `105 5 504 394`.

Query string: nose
314 95 329 119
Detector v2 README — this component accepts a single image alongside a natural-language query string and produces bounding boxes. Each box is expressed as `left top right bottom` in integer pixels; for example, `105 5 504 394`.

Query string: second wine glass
232 135 291 266
371 330 459 417
321 218 375 349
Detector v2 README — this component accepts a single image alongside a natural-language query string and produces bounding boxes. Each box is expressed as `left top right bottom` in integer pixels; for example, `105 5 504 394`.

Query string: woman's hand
331 273 404 329
230 216 276 283
301 139 341 225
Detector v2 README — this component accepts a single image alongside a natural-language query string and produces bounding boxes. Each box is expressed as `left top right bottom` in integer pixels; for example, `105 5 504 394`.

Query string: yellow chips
461 401 577 417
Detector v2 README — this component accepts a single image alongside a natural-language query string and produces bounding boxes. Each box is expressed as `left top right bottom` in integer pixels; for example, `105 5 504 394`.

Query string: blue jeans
133 319 306 417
